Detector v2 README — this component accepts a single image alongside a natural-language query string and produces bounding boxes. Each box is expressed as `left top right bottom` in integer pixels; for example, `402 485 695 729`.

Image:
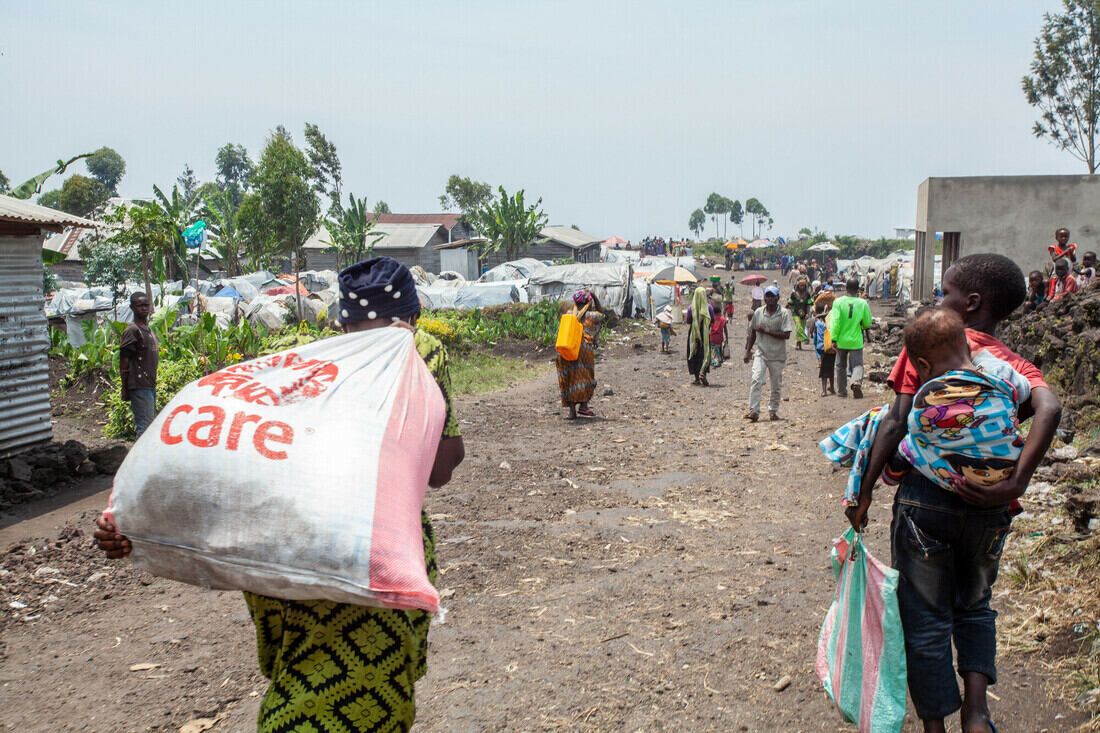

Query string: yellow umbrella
650 265 697 286
725 240 739 250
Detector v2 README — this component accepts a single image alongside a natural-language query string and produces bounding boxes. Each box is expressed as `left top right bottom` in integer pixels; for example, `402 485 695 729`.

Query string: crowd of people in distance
639 269 871 423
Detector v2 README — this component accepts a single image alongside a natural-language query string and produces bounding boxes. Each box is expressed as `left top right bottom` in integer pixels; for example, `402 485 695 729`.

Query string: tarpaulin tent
631 279 675 319
417 281 527 310
526 262 634 317
480 258 547 282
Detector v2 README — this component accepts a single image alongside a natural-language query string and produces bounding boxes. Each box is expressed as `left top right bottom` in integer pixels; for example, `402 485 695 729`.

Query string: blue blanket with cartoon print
898 367 1024 491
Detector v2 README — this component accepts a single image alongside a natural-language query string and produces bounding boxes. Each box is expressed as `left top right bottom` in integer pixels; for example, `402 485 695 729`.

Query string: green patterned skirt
244 513 437 732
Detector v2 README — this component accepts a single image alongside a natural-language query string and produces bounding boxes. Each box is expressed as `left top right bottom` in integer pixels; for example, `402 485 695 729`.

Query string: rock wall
1000 281 1100 437
0 441 127 511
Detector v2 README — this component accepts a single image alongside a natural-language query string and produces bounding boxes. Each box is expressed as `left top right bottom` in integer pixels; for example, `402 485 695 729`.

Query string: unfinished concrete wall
914 175 1100 299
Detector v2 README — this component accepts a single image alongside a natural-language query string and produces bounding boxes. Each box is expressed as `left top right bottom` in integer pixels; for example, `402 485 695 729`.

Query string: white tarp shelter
526 262 634 317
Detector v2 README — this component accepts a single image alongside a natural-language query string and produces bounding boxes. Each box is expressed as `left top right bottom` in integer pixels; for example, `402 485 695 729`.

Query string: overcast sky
1 1 1083 241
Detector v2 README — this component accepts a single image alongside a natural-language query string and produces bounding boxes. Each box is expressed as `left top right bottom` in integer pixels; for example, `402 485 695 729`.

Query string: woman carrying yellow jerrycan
556 290 604 419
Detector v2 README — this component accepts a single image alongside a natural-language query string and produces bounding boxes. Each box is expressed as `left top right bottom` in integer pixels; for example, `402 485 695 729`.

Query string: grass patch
450 352 551 395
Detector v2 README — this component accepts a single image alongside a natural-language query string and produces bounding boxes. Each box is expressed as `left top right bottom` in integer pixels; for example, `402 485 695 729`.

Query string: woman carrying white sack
95 256 465 732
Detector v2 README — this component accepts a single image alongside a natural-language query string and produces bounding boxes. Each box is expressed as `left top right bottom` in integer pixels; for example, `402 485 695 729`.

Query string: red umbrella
740 274 767 285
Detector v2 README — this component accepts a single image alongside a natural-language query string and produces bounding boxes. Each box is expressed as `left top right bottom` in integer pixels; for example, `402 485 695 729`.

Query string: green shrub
105 357 204 439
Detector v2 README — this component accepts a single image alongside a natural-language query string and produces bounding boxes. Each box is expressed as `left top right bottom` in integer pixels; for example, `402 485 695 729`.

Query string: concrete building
0 195 99 456
913 175 1100 300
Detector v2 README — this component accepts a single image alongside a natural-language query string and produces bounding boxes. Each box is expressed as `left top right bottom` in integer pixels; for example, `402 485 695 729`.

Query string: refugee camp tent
246 293 326 329
526 262 634 317
480 258 548 282
417 281 527 310
630 279 675 319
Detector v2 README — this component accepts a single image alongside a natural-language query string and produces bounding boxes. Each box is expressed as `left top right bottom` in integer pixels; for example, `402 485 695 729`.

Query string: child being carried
895 308 1028 491
820 309 1029 505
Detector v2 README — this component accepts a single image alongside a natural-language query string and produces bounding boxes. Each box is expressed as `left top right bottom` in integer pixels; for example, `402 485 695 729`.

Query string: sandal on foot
577 407 595 417
744 411 759 422
770 412 780 421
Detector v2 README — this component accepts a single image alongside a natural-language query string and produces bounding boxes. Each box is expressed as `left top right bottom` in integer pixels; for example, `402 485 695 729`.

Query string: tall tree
215 143 253 208
373 200 391 215
729 199 744 238
704 192 723 240
716 196 732 238
0 170 9 194
303 122 343 217
237 131 320 318
745 198 771 238
439 174 493 223
56 174 109 217
176 164 199 201
102 203 176 300
688 208 706 239
37 189 62 209
1022 0 1100 173
86 147 126 193
472 186 548 262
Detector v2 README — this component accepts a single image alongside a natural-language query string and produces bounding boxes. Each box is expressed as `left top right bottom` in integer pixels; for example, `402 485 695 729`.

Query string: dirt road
0 275 1086 731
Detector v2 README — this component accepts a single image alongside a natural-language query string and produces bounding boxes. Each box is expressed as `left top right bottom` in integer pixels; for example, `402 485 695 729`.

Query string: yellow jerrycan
555 302 589 361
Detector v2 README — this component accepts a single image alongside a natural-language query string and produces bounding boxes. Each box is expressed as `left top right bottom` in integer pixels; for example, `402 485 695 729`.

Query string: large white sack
107 327 446 612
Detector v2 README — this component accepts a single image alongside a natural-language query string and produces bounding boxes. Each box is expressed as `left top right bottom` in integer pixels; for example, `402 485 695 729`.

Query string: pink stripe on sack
830 534 853 716
816 598 837 684
369 343 444 612
858 554 888 732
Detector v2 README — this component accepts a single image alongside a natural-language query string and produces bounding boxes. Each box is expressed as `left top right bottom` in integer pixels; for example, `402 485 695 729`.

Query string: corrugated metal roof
0 194 101 231
370 224 445 250
540 226 603 249
43 227 93 261
367 213 462 230
433 237 488 250
0 235 53 456
303 222 446 251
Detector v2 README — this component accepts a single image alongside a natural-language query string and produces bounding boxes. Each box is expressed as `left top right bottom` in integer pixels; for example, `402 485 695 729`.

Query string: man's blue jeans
129 388 157 438
890 473 1013 720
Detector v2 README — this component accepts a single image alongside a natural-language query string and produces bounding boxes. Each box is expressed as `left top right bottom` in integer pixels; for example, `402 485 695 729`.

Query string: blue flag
183 220 206 249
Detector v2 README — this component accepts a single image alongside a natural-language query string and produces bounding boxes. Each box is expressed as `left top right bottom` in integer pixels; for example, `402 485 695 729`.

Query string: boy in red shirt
1047 227 1077 265
846 254 1061 733
1047 257 1079 302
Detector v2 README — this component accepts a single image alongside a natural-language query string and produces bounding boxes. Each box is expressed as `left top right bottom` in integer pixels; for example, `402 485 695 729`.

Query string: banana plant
152 184 200 280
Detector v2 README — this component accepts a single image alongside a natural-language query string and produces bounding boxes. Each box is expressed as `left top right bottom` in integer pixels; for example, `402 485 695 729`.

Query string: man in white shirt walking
744 285 794 422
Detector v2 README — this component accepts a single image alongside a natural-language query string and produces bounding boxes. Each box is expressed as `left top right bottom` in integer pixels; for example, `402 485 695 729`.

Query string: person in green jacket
830 278 872 399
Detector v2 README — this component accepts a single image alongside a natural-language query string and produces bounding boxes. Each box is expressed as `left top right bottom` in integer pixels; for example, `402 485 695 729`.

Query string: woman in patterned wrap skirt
95 257 466 732
557 290 604 419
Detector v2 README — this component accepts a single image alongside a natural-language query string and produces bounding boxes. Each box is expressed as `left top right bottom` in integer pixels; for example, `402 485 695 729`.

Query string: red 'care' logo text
196 352 339 406
160 405 294 460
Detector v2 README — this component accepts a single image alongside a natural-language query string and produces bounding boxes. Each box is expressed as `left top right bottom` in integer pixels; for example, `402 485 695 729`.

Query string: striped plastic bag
816 528 907 733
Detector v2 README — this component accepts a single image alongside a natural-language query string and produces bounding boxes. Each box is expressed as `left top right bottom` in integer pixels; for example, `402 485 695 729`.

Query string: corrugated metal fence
0 235 52 456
